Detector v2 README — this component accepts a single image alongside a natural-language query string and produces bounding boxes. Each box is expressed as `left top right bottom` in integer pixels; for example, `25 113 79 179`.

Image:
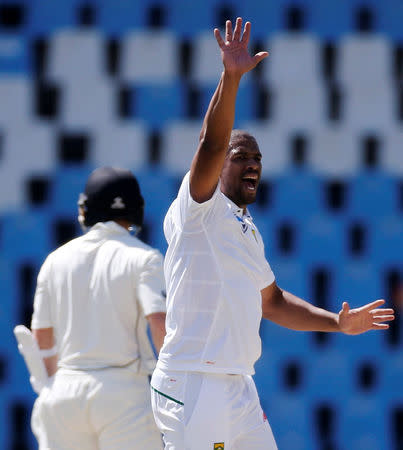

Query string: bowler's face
220 138 262 210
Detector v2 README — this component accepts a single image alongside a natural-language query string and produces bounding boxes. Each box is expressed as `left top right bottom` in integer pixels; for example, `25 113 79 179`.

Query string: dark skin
189 17 394 335
220 136 262 211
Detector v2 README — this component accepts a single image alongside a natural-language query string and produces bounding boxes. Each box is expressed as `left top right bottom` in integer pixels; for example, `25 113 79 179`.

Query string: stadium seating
1 0 403 448
46 29 106 85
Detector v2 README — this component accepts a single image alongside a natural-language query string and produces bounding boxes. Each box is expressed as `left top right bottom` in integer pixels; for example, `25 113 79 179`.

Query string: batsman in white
17 167 166 449
150 18 395 450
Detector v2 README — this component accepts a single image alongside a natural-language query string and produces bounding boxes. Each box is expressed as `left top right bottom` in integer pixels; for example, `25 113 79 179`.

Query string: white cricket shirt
157 173 275 375
31 221 166 370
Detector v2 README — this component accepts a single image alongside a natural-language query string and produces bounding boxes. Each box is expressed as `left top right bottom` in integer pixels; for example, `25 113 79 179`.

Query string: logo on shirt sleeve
214 443 224 450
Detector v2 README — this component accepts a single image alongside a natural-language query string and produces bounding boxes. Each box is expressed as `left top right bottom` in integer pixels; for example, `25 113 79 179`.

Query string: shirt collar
87 221 129 237
221 192 252 220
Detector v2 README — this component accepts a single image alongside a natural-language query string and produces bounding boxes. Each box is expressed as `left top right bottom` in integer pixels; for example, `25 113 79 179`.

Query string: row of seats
1 116 403 175
1 160 402 212
3 75 403 131
0 30 400 84
1 0 403 40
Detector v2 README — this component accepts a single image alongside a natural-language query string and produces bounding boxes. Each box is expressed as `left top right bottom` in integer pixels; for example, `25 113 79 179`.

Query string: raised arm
190 18 268 203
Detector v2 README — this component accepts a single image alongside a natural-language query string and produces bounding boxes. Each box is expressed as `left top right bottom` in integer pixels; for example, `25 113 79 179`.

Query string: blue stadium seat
200 81 255 126
50 166 94 216
338 393 391 450
253 347 280 405
270 259 308 299
260 318 311 358
379 352 403 404
310 0 383 39
0 257 18 339
137 168 177 252
97 0 148 36
1 211 52 259
381 0 403 40
347 171 399 220
27 0 80 36
267 392 317 450
130 82 185 129
166 0 216 38
299 213 348 264
371 215 403 266
271 170 323 218
237 1 283 39
306 350 353 402
0 392 12 450
0 35 30 74
332 261 385 355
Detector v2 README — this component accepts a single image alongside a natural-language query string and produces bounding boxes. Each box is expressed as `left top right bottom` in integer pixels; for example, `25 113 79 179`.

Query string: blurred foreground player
150 18 395 449
27 167 166 449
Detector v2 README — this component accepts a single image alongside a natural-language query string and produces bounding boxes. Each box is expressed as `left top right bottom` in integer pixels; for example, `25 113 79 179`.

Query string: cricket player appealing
150 18 395 449
26 167 166 449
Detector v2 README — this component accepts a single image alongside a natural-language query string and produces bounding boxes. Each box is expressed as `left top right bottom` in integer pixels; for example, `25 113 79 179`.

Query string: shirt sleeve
168 171 222 233
260 259 276 290
137 250 167 317
256 226 275 290
31 256 53 329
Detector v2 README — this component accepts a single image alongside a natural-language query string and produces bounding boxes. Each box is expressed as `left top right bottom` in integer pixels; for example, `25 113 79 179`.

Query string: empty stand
0 76 32 128
0 2 402 449
382 127 403 176
120 30 179 83
310 126 359 177
337 34 393 88
263 33 322 88
46 29 106 85
60 79 117 128
92 120 148 169
161 119 202 176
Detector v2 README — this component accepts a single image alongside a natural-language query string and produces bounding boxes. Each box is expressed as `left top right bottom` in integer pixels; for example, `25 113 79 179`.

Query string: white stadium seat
0 77 32 127
337 34 392 88
341 84 396 130
120 30 179 84
263 33 321 88
271 84 326 130
382 126 403 175
93 121 148 170
310 126 359 176
60 79 116 129
46 30 106 85
0 122 56 209
161 120 202 175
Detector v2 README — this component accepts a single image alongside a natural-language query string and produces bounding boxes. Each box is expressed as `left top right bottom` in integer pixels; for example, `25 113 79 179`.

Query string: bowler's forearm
263 289 340 332
200 71 241 151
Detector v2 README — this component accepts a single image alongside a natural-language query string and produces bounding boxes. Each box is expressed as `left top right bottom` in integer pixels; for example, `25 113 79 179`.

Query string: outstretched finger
214 28 226 50
372 315 395 323
370 308 394 315
361 299 385 311
233 17 243 41
225 20 232 43
253 51 269 66
371 323 389 330
241 21 251 45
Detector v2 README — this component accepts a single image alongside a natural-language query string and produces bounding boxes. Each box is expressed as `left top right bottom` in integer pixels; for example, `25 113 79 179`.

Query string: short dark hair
227 130 259 154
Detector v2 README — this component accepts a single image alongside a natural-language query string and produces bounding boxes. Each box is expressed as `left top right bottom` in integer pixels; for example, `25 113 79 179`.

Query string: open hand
214 17 268 77
338 299 394 335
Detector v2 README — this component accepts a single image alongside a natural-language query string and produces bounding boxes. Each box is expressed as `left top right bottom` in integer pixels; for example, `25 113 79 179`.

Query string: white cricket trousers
150 367 278 450
31 365 163 450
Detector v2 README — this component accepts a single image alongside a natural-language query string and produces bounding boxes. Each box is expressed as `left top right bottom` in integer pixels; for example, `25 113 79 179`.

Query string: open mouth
242 174 259 191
